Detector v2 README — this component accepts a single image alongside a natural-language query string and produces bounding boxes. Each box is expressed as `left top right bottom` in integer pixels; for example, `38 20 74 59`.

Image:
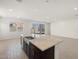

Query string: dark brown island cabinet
23 40 55 59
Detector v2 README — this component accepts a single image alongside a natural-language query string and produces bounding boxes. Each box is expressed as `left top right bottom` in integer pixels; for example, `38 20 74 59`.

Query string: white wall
0 19 33 40
50 19 78 59
54 36 78 59
0 18 50 40
45 23 50 35
51 19 78 39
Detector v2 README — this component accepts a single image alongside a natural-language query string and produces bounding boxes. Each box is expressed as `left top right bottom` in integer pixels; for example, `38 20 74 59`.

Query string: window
31 23 45 34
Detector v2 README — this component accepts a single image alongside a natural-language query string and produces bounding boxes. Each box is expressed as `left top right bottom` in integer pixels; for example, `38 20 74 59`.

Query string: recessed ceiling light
17 16 20 18
9 9 13 12
74 8 77 11
46 17 50 19
33 9 39 12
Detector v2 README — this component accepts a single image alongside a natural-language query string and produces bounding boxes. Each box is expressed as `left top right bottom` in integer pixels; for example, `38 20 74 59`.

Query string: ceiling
0 0 78 22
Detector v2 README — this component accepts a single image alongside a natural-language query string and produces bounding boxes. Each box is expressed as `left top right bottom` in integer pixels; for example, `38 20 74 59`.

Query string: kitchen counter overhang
29 36 63 51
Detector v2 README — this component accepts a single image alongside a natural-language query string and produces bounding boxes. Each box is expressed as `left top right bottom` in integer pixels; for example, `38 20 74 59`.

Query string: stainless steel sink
24 36 34 45
24 36 34 39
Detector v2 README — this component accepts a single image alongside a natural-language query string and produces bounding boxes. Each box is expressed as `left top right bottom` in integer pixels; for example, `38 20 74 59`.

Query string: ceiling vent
45 0 48 3
16 0 22 2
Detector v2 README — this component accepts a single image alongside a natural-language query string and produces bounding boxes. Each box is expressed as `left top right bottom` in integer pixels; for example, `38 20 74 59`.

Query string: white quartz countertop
30 35 63 51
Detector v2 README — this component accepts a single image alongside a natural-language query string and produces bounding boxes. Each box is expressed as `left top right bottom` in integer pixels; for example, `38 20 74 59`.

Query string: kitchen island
22 35 63 59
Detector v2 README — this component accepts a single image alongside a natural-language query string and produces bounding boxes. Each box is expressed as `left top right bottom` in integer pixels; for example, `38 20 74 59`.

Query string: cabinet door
26 44 29 57
23 40 29 57
34 50 40 59
29 43 40 59
23 40 26 52
29 43 55 59
29 43 34 59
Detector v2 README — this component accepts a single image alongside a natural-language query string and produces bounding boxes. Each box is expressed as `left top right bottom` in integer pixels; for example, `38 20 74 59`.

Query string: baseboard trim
51 35 78 40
